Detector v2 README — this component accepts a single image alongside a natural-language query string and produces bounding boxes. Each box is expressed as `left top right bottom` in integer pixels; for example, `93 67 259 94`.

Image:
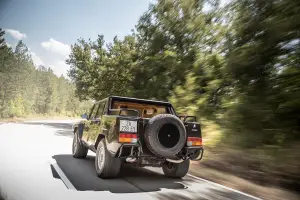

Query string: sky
0 0 153 76
0 0 230 77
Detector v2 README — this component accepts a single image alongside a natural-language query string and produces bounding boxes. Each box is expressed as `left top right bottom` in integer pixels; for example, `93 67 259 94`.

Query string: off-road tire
144 114 187 157
162 159 190 178
72 130 88 158
95 140 121 178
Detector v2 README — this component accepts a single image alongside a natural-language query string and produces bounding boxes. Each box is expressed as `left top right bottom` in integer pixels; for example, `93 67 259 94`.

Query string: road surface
0 120 261 200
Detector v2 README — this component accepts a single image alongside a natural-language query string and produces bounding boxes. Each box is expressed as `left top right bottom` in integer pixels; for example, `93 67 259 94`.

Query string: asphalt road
0 120 261 200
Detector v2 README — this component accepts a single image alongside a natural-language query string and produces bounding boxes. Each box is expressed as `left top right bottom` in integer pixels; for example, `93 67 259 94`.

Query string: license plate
119 120 137 132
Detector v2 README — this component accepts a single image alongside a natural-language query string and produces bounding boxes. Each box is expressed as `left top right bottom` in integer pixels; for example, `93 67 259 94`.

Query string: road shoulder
189 162 300 200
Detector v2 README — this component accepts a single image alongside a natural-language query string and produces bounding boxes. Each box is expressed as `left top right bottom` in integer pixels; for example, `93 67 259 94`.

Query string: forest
67 0 300 190
0 0 299 193
68 0 299 147
0 29 90 118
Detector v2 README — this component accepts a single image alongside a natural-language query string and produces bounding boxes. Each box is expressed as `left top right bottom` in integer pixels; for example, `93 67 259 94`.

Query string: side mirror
81 113 88 119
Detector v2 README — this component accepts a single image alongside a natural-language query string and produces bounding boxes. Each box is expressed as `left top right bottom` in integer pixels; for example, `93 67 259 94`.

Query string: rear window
110 100 170 118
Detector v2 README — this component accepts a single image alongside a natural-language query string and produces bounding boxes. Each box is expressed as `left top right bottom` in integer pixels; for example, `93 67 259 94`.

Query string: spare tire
144 114 186 157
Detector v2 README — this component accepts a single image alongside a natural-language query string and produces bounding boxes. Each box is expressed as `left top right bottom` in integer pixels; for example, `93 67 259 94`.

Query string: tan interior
111 101 168 118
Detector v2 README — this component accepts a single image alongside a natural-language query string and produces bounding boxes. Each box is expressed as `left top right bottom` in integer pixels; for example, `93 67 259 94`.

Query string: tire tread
144 114 186 157
95 140 121 178
73 131 88 158
162 159 190 178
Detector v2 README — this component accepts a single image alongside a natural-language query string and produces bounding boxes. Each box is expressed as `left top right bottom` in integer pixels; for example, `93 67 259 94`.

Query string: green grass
200 119 223 148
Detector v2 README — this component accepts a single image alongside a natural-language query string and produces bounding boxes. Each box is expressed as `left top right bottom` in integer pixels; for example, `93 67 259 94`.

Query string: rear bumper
117 143 141 158
185 146 204 161
116 143 204 161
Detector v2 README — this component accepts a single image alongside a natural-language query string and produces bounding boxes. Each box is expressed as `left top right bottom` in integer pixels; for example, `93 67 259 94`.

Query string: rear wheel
72 130 88 158
162 159 190 178
95 140 121 178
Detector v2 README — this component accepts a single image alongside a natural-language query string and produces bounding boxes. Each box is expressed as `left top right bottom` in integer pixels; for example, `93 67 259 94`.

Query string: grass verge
189 162 300 200
193 119 300 200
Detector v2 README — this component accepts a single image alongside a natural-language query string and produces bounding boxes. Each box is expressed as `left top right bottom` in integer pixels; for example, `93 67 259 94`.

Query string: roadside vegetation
66 0 300 196
189 120 300 199
0 30 92 119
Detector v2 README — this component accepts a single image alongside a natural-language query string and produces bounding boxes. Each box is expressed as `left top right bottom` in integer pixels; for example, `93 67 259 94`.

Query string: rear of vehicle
95 96 203 178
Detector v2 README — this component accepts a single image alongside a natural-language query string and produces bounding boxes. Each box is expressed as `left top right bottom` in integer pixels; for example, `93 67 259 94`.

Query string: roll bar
178 115 197 122
109 108 140 117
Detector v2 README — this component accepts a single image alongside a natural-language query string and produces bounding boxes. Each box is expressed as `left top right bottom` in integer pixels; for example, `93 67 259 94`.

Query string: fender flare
95 134 105 150
72 123 85 146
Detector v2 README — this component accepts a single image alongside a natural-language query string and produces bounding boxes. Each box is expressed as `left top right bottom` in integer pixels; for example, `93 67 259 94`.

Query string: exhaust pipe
166 158 184 163
126 157 137 163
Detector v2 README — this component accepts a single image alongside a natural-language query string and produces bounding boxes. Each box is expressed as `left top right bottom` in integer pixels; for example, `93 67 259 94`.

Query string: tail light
187 137 202 146
119 133 137 143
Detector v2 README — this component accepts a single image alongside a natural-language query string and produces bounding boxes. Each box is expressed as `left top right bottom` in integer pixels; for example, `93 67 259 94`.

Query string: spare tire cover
144 114 186 157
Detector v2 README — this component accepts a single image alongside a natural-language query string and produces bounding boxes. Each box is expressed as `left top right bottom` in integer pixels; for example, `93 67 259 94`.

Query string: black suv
72 96 203 178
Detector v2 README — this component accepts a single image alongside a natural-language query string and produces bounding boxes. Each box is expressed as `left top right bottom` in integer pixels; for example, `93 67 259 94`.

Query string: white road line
187 174 262 200
51 159 76 190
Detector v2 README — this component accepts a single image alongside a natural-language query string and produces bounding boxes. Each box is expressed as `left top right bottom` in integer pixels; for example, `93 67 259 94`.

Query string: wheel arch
72 123 79 133
73 123 84 139
95 134 105 149
73 126 78 134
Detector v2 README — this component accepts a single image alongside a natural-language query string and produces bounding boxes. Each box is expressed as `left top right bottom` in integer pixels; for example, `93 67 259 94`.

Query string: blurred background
0 0 299 198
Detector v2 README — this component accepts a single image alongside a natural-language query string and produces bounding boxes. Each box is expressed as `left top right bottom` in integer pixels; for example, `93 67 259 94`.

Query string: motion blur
67 0 300 195
0 0 299 199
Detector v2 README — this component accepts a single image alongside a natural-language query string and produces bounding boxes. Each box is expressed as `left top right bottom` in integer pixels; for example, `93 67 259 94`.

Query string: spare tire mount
144 114 187 158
